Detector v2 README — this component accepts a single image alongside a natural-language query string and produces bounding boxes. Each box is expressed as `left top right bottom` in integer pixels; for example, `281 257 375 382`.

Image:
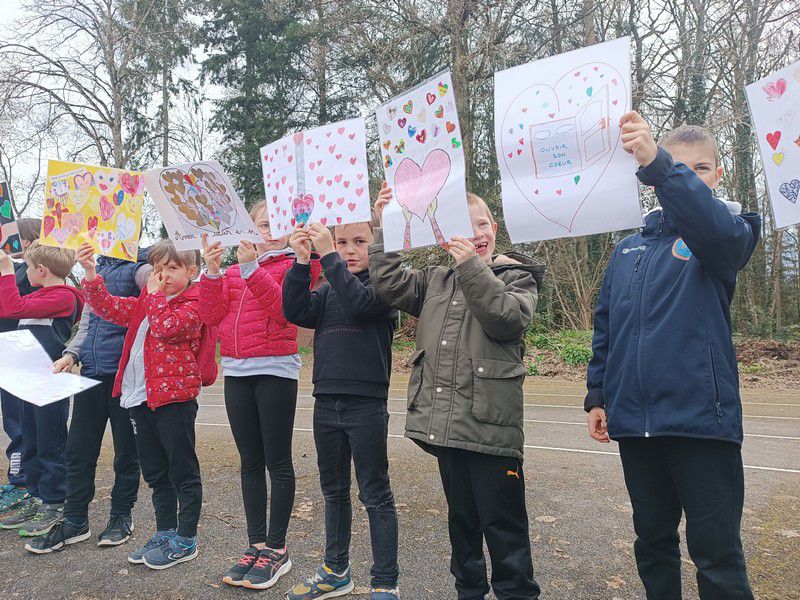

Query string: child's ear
710 165 723 190
492 222 498 235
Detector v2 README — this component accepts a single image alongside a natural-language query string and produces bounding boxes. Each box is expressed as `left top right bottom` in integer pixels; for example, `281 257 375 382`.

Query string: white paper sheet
144 159 262 250
494 37 642 243
260 118 372 235
0 330 100 406
745 59 800 229
376 71 473 251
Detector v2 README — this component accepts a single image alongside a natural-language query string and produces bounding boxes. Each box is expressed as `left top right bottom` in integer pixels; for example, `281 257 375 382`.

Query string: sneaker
286 564 354 599
371 589 400 600
241 547 292 590
128 530 175 564
222 546 259 587
98 515 134 546
0 486 30 514
142 534 198 570
19 503 63 537
0 497 41 529
23 519 91 553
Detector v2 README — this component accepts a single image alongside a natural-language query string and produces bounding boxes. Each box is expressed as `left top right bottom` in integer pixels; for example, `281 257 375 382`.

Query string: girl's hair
148 239 200 269
467 193 496 224
17 218 43 244
660 125 719 164
25 240 75 278
249 200 268 223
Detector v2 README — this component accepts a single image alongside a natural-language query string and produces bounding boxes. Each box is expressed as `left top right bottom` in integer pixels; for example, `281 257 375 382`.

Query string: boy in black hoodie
282 220 400 600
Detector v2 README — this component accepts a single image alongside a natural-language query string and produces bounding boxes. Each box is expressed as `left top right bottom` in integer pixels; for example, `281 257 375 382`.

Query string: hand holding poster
0 182 21 254
745 59 800 229
144 160 262 251
260 118 372 236
376 71 473 251
40 161 145 261
0 330 100 406
494 37 642 243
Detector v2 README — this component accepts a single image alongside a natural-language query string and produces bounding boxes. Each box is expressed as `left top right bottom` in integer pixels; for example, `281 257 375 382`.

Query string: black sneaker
241 547 292 590
222 546 259 586
98 515 134 546
24 519 91 554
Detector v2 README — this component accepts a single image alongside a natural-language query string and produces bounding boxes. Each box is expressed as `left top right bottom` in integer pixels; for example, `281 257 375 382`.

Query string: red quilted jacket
82 276 202 409
198 252 321 358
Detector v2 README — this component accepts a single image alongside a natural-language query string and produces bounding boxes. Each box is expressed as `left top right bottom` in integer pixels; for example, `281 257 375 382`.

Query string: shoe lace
237 552 257 567
253 553 273 569
105 515 131 535
28 507 54 524
42 521 67 544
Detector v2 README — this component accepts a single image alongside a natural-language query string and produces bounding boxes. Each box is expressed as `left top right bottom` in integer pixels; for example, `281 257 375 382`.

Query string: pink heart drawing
393 149 452 220
762 78 786 101
119 172 142 196
293 132 304 144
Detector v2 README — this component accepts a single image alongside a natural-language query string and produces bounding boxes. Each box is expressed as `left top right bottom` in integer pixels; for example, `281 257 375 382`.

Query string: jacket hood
491 252 546 289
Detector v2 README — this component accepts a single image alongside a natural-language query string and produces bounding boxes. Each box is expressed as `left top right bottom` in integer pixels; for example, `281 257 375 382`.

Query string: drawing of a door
530 86 610 179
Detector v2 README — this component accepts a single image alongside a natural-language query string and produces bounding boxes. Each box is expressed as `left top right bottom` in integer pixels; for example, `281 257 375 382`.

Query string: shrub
559 343 593 366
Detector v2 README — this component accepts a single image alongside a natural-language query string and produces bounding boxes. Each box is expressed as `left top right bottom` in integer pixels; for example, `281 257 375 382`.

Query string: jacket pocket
406 349 425 410
708 345 723 424
471 358 526 427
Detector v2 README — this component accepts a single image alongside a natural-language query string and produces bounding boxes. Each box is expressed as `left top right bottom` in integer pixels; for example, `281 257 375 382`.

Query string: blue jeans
1 389 26 486
20 397 69 503
313 395 399 588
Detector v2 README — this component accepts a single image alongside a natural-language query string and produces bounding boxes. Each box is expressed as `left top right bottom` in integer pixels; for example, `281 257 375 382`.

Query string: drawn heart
403 100 413 114
349 157 357 165
426 92 436 105
87 215 99 238
451 138 461 149
114 190 125 206
766 131 781 150
73 171 94 191
384 155 393 168
773 152 785 166
397 118 407 129
336 197 345 205
348 202 356 212
416 130 427 144
96 230 117 253
43 215 56 238
779 179 800 203
334 174 343 183
437 82 448 96
119 172 142 196
116 213 138 241
337 127 345 135
120 239 138 260
292 194 314 225
383 124 391 135
445 121 456 134
51 226 71 245
408 126 417 138
762 78 787 101
0 200 10 219
158 163 237 232
100 195 116 221
435 105 444 118
383 140 391 150
393 149 451 220
328 145 336 154
417 109 427 122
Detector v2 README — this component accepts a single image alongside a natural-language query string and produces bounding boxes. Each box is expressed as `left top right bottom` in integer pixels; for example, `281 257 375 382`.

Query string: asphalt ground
0 376 797 599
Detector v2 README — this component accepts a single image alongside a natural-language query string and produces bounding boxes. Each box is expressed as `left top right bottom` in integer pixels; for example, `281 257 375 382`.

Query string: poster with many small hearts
376 71 473 251
40 161 145 261
746 59 800 230
144 160 262 251
0 182 21 254
260 117 371 235
495 36 642 243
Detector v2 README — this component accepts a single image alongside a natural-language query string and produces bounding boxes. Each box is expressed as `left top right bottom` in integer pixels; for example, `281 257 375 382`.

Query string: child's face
334 222 373 273
254 208 288 254
468 203 498 264
25 260 46 287
152 258 198 296
666 142 722 190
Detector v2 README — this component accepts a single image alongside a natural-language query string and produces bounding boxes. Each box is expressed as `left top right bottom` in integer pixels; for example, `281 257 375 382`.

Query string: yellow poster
40 160 144 261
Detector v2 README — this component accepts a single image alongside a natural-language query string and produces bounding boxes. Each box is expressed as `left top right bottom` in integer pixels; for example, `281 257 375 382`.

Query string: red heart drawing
316 176 324 184
349 157 357 165
348 133 355 140
336 197 345 205
320 217 327 225
334 174 343 183
426 92 436 105
328 145 336 153
767 131 781 150
119 172 141 196
335 154 342 159
416 130 427 143
343 181 350 188
43 215 56 238
445 122 455 134
348 203 356 212
355 188 364 197
393 149 451 219
338 127 345 135
293 132 304 144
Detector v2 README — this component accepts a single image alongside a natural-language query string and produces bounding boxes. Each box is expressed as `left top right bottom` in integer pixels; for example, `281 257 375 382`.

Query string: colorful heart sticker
403 100 413 114
292 194 314 226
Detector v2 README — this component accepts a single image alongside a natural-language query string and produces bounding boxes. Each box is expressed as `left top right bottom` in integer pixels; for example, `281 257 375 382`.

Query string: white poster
260 118 372 236
376 71 473 251
746 59 800 229
0 330 100 406
494 37 642 243
144 159 262 250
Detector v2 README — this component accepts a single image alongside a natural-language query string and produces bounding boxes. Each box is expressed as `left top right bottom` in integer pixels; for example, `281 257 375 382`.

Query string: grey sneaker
98 515 134 546
0 497 41 529
19 503 63 537
128 530 175 564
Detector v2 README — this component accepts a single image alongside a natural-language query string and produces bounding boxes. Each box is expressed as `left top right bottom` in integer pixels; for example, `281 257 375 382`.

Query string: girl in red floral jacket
199 200 321 590
77 240 204 571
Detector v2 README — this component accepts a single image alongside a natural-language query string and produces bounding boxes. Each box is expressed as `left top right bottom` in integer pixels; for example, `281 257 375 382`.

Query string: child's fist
237 239 258 265
52 355 76 373
587 407 609 443
447 236 477 265
202 234 224 275
373 181 393 227
289 225 312 264
308 223 335 256
76 243 97 281
619 111 658 167
147 271 166 294
0 249 12 276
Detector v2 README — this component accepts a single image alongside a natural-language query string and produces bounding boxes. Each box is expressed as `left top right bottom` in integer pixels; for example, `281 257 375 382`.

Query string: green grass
739 362 767 375
526 329 594 366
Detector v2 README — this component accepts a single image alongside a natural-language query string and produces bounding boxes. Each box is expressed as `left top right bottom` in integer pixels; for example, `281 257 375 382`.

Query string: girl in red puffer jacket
199 200 320 590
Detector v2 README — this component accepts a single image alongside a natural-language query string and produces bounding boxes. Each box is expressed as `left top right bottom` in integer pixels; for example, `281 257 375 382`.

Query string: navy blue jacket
585 148 760 445
79 248 149 376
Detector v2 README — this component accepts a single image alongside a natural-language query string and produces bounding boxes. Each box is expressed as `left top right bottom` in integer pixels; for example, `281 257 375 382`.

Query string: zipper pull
634 253 643 272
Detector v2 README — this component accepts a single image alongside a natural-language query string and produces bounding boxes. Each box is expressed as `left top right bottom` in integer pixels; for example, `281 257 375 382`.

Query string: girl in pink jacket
199 201 321 590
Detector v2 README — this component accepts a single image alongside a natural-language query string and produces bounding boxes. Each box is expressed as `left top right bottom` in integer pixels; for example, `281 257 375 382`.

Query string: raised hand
619 111 658 167
289 224 312 264
147 270 166 294
237 239 259 264
447 236 477 265
202 233 224 275
0 249 12 276
308 223 335 257
373 181 393 227
76 243 97 281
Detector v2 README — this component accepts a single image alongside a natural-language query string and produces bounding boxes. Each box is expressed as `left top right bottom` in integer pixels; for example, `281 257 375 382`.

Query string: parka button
441 340 447 346
436 387 442 393
429 434 435 440
478 367 484 373
452 300 458 305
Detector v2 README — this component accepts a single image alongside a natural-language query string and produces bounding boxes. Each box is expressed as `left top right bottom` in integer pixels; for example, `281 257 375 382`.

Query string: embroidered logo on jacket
672 238 692 261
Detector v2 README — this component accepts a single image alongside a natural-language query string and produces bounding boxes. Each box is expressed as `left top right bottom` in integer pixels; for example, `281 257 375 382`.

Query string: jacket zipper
627 253 643 301
234 291 245 357
709 346 723 423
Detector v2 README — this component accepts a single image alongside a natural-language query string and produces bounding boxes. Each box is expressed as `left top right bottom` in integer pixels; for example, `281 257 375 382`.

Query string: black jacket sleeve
320 253 396 322
282 260 325 329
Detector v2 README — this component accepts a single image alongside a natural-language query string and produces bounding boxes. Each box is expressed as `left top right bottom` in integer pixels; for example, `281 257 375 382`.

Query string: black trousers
129 401 202 538
224 375 297 547
618 436 754 600
64 375 140 522
435 447 540 600
20 397 69 504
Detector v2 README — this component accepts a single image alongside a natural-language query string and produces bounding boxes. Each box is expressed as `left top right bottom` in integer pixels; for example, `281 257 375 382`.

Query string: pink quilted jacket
199 253 321 358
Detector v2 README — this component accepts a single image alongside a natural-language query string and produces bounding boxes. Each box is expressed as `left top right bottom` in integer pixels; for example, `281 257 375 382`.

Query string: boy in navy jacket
586 112 757 599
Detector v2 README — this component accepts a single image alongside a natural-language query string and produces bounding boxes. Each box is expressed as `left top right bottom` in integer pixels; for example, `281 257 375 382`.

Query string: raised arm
81 276 139 327
281 260 324 329
368 228 429 317
320 253 395 321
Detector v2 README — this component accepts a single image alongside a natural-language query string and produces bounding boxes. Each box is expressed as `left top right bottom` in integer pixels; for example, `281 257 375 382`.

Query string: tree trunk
448 0 472 188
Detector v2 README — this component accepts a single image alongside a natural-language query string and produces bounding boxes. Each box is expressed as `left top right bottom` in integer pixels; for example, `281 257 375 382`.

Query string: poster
144 159 262 251
40 160 144 261
0 330 100 406
260 118 372 235
0 182 21 254
746 59 800 229
494 37 642 243
376 71 473 251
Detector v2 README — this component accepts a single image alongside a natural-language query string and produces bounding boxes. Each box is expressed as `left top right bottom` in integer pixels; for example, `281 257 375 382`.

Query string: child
76 239 204 570
0 241 83 536
283 218 400 600
369 187 544 600
25 246 152 553
0 218 42 516
585 112 758 599
199 200 320 590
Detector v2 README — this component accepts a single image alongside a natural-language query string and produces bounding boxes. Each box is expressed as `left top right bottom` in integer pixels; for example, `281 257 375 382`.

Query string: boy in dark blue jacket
282 220 400 600
586 111 758 600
